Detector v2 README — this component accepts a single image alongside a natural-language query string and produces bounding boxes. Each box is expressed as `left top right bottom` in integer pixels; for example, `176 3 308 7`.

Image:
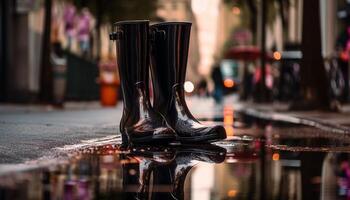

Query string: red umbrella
225 46 274 61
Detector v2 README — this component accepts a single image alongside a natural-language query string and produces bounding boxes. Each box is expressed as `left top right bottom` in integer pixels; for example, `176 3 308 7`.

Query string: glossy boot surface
150 22 227 143
111 20 175 145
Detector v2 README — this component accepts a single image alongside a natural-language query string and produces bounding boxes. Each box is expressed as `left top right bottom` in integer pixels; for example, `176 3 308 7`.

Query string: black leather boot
149 22 227 143
110 20 175 145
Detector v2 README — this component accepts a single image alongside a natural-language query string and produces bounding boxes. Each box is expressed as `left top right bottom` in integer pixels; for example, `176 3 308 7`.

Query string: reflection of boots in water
123 158 152 200
151 162 177 200
121 145 175 200
151 144 226 200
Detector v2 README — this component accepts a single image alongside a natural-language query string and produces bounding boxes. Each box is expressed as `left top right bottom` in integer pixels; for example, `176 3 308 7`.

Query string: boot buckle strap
172 83 183 91
150 29 166 41
109 30 123 41
135 81 145 89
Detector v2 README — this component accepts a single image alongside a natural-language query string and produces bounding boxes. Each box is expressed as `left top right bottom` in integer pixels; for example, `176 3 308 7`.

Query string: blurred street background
1 0 350 161
1 0 349 108
2 0 350 160
3 1 350 199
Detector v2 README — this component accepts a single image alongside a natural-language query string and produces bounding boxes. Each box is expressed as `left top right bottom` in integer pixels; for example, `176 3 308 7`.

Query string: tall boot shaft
150 22 191 115
150 22 226 143
112 20 150 111
111 20 175 145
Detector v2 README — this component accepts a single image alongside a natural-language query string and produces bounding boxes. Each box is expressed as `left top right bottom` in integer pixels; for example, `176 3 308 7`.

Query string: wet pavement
1 110 350 200
0 107 121 164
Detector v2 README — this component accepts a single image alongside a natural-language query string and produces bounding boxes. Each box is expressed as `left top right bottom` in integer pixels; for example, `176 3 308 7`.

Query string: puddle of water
0 135 349 200
1 109 350 200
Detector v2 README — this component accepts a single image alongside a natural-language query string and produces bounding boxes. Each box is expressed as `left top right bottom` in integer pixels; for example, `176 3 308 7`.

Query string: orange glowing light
223 106 234 136
227 189 238 197
272 153 280 161
232 7 241 15
273 51 282 60
224 79 235 88
224 126 234 136
223 114 233 124
223 106 234 123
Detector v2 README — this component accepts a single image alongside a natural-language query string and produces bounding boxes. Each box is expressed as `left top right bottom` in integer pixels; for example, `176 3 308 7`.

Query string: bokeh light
184 81 195 93
272 153 280 161
227 189 238 197
273 51 282 60
224 79 235 88
232 7 241 15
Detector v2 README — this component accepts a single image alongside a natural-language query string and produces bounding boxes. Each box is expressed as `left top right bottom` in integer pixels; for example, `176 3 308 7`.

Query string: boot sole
176 132 226 143
120 126 176 145
123 133 175 145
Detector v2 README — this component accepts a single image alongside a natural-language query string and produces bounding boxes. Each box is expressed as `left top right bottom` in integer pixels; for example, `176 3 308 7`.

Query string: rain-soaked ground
1 111 350 200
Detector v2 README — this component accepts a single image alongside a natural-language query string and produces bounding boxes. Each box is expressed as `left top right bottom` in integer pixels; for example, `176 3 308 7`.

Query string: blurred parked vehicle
277 44 302 102
277 43 346 103
220 59 240 94
325 55 345 101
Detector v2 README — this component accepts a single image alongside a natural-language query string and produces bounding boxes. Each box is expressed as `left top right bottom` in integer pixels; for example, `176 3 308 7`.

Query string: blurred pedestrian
253 64 273 101
211 63 224 104
63 2 76 50
336 26 350 102
51 4 60 45
51 42 67 107
77 8 92 57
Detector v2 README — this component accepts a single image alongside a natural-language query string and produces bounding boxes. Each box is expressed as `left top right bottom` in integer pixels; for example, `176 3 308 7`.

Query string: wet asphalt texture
0 107 121 164
0 97 222 164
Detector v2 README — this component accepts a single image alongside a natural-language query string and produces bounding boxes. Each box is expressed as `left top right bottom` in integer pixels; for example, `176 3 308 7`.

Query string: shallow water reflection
2 112 350 199
0 142 257 200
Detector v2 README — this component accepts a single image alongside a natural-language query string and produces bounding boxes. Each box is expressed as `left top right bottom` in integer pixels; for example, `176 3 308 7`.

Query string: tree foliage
223 0 278 26
71 0 157 23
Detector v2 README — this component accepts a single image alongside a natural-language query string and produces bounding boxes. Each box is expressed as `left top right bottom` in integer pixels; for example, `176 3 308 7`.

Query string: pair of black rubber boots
110 20 226 145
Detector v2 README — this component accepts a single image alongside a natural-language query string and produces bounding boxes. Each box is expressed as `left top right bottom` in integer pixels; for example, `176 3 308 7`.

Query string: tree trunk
277 0 286 29
259 0 268 102
292 0 330 110
0 0 7 101
95 0 102 61
247 0 257 45
39 0 53 102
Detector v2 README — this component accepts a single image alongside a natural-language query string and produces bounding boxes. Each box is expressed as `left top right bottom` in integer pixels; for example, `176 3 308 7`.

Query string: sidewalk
1 96 350 165
240 101 350 133
191 95 350 133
